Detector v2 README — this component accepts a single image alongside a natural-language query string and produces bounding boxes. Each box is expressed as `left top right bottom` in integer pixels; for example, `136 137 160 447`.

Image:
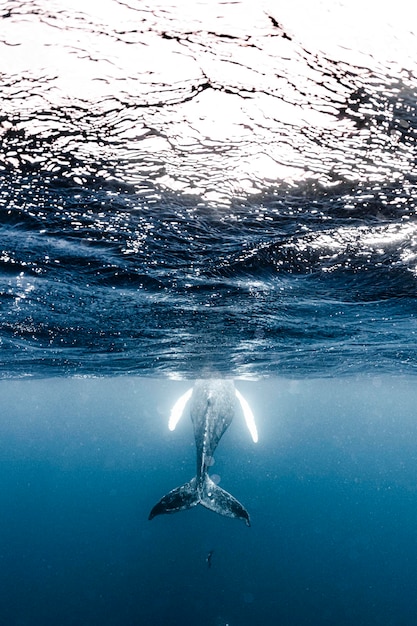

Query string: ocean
1 0 417 624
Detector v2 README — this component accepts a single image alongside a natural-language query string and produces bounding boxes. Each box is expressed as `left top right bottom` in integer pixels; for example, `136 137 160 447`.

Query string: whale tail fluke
148 477 199 520
200 475 250 526
148 475 250 526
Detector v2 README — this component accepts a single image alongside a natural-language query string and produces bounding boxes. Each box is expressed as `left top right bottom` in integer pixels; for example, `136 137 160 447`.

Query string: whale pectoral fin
148 478 199 520
235 389 258 443
200 476 251 527
168 388 193 431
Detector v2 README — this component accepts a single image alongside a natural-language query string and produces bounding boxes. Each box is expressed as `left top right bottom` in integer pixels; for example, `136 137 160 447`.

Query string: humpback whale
149 379 258 526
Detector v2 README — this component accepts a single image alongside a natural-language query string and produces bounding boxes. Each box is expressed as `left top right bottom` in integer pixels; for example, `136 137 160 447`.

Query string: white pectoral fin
235 389 258 443
168 388 193 431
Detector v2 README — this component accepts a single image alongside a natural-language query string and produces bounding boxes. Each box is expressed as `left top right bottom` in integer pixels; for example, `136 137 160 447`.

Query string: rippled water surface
1 0 417 377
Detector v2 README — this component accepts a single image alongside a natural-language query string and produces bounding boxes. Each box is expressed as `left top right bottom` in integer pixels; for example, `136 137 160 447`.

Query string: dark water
2 376 417 626
1 1 417 625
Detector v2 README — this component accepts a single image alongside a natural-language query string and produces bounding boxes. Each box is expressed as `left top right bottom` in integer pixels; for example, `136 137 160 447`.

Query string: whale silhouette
148 379 258 526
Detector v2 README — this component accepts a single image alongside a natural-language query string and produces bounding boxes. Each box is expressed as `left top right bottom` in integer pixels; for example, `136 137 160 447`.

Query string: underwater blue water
2 377 417 626
1 1 417 624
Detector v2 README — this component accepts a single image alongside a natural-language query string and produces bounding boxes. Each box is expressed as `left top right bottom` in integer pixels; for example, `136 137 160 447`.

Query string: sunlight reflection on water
1 0 417 378
1 0 416 203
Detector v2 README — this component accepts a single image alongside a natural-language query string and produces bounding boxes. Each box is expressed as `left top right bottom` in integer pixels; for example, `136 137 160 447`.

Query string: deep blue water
2 377 417 625
1 1 417 624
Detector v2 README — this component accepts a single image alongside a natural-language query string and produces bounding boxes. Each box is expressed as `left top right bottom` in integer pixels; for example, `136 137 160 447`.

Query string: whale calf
149 379 258 526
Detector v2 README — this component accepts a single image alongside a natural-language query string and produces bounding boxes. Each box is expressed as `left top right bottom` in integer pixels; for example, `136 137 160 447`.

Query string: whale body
148 379 257 526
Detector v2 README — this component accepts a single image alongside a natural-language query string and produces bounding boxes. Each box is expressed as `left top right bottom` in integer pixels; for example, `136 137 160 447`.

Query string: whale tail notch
148 475 250 526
